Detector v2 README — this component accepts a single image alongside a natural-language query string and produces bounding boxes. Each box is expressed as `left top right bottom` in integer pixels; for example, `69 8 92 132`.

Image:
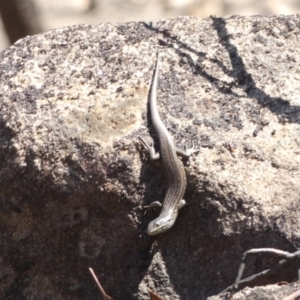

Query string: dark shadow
142 19 300 124
155 188 300 299
1 134 156 300
211 17 299 121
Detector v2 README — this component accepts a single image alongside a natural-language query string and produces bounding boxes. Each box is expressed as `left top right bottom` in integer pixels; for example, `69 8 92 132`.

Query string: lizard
139 52 199 235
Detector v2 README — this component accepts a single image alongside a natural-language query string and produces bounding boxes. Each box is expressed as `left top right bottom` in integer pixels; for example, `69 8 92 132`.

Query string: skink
139 53 199 235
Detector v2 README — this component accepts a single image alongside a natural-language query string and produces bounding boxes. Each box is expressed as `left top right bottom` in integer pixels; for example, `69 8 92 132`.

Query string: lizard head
147 215 176 235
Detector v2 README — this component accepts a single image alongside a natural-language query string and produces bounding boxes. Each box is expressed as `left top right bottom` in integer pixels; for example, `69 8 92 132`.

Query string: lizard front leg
138 136 160 160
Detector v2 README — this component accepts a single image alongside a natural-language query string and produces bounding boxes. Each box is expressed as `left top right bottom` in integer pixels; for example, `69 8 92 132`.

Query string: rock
0 15 300 300
209 282 300 300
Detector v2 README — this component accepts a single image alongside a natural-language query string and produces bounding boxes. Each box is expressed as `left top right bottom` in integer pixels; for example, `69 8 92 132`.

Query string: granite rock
1 15 300 299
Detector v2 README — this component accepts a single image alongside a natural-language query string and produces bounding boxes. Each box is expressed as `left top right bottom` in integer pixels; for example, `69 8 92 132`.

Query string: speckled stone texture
0 15 300 300
209 282 300 300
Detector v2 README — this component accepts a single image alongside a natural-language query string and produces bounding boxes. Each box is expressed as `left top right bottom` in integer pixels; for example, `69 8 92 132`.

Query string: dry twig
148 289 164 300
220 248 300 295
89 267 113 300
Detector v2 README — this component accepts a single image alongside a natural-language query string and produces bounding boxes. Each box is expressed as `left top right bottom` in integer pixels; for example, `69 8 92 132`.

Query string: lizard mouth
147 226 167 235
147 219 174 235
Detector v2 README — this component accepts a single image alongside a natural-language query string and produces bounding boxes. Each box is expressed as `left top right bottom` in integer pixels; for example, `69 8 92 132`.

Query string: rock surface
209 282 300 300
1 15 300 300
